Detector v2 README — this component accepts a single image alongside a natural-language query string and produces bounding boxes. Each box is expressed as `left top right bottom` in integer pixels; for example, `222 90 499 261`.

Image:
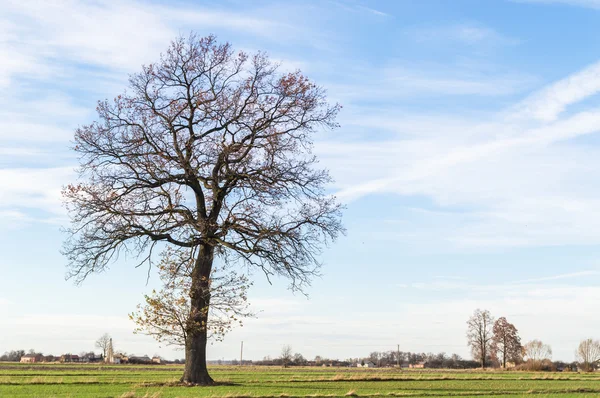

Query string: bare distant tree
576 338 600 372
293 352 307 366
523 340 552 370
95 333 111 358
281 345 293 368
491 317 522 368
466 309 494 368
63 34 343 385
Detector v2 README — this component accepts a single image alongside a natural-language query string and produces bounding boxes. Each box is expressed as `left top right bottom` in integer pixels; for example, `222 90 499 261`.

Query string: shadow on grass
134 381 242 388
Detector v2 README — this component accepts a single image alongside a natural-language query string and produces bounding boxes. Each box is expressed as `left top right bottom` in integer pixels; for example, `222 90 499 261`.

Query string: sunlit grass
1 363 600 397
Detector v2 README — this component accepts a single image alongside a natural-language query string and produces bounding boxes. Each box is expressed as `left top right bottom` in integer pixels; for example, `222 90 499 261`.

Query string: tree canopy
63 33 343 385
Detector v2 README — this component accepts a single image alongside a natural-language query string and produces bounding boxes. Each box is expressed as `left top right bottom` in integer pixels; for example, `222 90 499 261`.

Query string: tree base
180 374 214 386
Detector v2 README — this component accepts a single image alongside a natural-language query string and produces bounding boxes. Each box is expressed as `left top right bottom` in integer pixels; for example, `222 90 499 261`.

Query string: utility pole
240 341 243 366
397 344 400 369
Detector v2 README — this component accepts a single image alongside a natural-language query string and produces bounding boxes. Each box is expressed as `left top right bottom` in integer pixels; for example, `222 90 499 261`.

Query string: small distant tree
293 352 307 366
576 338 600 372
369 351 381 367
95 333 111 358
466 309 495 368
523 340 552 370
491 317 522 368
280 345 293 368
11 350 26 361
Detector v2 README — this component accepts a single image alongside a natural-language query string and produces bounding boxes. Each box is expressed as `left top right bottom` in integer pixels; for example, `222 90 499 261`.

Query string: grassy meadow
2 363 600 397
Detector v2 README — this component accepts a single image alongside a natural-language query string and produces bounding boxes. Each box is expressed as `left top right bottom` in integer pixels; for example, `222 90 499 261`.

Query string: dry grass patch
120 392 162 398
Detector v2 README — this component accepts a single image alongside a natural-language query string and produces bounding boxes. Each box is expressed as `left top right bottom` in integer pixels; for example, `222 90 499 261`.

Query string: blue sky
2 0 600 362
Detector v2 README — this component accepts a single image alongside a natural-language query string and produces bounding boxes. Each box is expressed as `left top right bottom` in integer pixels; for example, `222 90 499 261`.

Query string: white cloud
408 24 518 45
0 0 301 87
329 1 391 17
511 60 600 122
0 167 74 216
328 66 535 101
0 0 309 228
355 5 390 17
8 313 131 328
0 94 89 143
318 58 600 248
515 0 600 9
1 0 277 77
515 270 600 283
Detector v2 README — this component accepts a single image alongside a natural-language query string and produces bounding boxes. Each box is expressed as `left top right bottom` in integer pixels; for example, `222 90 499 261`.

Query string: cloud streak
515 0 600 9
317 56 600 248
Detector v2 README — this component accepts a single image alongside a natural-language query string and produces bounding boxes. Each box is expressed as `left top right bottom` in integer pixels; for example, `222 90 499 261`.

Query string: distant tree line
359 351 481 369
466 309 600 372
4 313 600 372
0 350 27 362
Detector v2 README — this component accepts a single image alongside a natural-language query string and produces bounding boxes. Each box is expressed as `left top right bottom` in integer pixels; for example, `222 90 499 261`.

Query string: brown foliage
491 317 522 368
129 248 253 347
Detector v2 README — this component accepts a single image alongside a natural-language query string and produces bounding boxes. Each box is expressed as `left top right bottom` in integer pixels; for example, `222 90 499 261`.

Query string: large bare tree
491 317 522 368
63 34 343 385
466 309 494 369
576 338 600 372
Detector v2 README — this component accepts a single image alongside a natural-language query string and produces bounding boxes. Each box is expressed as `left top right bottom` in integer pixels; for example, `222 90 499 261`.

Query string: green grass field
2 363 600 397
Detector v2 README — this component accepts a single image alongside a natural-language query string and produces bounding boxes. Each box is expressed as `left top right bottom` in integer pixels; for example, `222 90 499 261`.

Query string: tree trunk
481 346 486 369
182 244 214 385
502 335 507 368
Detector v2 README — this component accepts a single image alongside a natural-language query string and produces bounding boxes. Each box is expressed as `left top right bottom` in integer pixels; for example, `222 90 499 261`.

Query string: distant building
60 354 80 363
152 357 162 364
409 362 425 369
20 354 42 363
81 353 103 363
111 353 126 364
358 361 377 368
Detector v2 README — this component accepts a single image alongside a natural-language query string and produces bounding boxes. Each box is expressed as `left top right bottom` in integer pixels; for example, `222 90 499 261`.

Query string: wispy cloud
0 167 74 217
407 24 518 45
328 65 535 103
511 60 600 122
355 5 390 17
514 0 600 9
2 0 296 77
317 56 600 248
329 1 391 17
404 269 600 291
514 270 600 283
0 0 311 230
